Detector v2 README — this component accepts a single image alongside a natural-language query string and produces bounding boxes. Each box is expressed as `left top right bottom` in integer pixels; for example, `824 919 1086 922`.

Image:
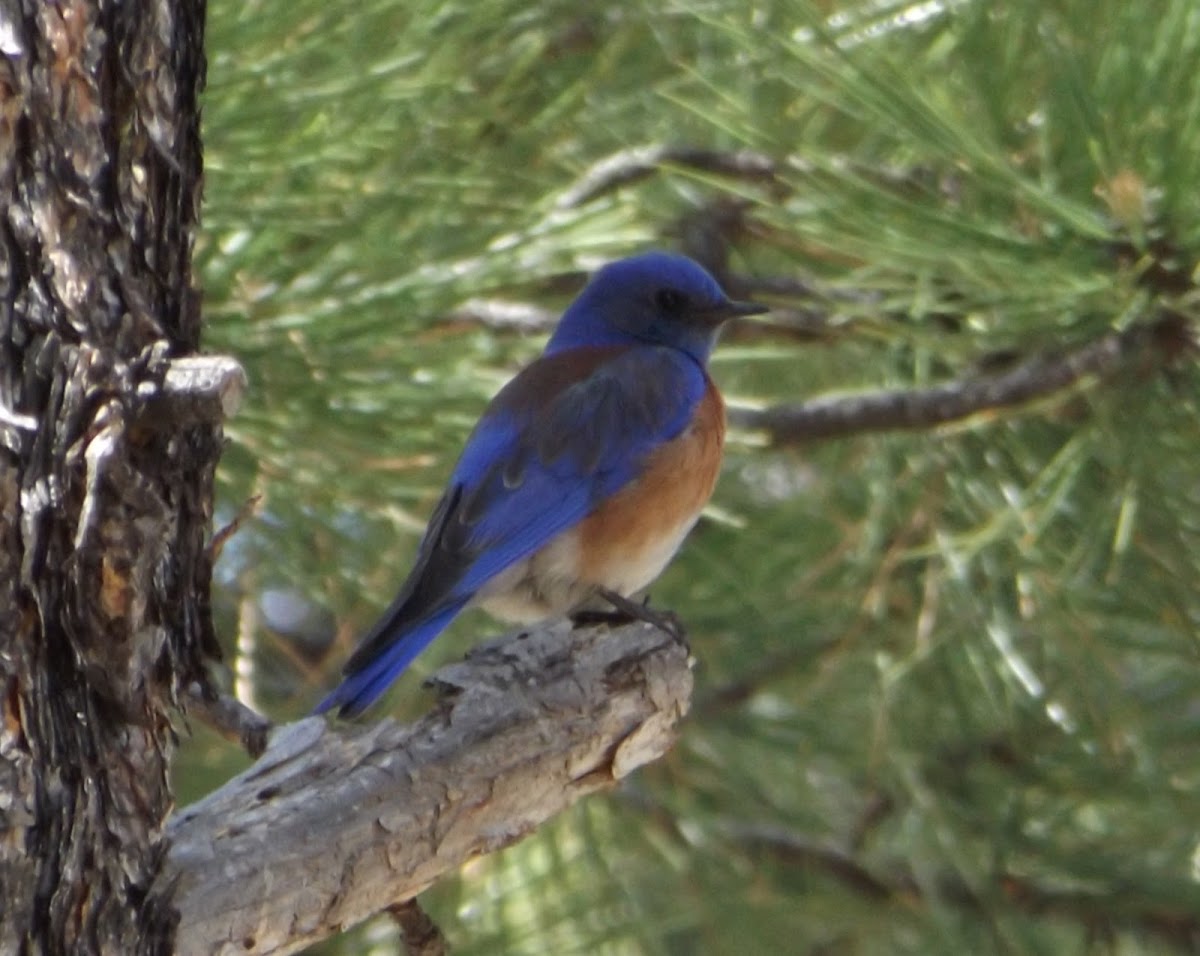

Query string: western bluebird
317 251 766 716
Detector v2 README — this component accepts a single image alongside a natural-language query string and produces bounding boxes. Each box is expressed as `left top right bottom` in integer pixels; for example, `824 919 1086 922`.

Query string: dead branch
161 620 692 956
136 355 248 429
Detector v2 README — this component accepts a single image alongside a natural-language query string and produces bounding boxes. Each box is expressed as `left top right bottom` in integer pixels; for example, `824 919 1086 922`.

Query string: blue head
545 252 767 364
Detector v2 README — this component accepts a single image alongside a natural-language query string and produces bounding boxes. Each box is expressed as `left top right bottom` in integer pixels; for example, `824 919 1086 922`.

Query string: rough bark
162 621 693 956
0 0 217 952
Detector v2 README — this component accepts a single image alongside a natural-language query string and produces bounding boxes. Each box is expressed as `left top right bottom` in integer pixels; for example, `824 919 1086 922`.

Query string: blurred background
182 0 1200 952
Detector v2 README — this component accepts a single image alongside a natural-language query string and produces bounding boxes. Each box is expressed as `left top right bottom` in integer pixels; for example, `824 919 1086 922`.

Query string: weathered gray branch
162 620 693 956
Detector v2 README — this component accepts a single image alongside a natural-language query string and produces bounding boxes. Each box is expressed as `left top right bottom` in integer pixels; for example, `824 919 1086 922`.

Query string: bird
316 251 766 717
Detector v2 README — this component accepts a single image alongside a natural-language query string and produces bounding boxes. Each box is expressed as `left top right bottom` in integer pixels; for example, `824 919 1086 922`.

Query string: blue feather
313 602 466 717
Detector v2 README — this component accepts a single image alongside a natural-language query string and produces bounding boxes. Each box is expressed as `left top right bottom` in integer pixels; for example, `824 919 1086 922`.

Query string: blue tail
314 604 464 718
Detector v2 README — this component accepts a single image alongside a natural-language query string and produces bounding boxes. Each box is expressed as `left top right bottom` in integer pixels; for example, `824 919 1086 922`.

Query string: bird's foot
570 607 630 629
580 588 688 645
570 590 653 629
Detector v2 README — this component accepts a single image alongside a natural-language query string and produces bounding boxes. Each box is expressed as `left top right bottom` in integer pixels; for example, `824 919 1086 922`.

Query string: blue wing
316 345 707 716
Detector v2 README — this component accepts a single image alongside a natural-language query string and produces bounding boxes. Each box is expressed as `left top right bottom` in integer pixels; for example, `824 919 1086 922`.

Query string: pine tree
187 0 1200 951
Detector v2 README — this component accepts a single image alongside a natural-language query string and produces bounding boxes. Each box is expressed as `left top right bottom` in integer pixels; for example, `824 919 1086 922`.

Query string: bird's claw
579 588 689 646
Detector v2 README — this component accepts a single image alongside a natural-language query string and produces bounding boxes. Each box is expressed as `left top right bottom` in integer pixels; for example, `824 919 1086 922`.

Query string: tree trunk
0 1 218 952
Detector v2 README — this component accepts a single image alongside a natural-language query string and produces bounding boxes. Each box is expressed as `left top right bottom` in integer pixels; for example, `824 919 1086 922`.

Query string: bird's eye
654 288 687 314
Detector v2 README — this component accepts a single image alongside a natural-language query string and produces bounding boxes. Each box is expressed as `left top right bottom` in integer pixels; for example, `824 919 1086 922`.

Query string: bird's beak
698 298 769 325
726 299 769 318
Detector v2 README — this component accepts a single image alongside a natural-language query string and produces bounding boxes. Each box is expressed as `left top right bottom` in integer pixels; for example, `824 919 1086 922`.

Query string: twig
390 899 449 956
721 819 1200 951
446 299 557 333
555 143 977 213
556 144 781 209
731 318 1187 445
442 286 844 343
717 821 895 900
183 683 273 759
209 494 261 564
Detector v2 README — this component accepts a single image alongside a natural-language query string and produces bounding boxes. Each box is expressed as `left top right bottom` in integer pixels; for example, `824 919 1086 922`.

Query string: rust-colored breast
576 378 725 594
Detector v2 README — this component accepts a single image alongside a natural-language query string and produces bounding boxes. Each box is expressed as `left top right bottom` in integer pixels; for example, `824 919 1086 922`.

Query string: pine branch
552 142 962 212
446 298 557 333
723 820 1200 952
731 315 1193 445
555 144 781 209
161 620 692 956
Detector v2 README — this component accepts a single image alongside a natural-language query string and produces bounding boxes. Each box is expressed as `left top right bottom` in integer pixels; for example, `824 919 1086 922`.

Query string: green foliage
186 0 1200 952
